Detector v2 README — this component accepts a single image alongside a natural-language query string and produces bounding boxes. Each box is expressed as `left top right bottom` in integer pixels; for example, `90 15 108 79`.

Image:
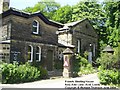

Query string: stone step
48 70 63 77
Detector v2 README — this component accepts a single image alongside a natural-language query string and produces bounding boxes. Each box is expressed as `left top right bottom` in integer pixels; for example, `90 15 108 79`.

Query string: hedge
0 62 48 84
98 69 120 85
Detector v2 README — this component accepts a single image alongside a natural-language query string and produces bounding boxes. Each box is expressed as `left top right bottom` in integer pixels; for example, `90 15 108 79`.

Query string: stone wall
58 19 98 62
58 33 72 45
10 15 58 45
1 14 60 71
10 40 58 70
72 20 98 60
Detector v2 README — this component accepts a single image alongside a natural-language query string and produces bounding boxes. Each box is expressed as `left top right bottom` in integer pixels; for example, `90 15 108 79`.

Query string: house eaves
1 7 63 28
58 18 88 31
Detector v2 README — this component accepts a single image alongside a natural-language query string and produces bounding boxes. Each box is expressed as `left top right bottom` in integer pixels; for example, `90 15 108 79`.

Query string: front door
47 50 53 71
88 52 92 64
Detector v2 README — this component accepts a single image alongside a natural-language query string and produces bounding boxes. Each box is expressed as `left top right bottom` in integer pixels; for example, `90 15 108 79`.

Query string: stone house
57 19 98 63
0 1 98 71
0 8 64 71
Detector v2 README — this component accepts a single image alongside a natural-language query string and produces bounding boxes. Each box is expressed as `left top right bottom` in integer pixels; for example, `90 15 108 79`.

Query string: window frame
77 39 81 54
36 46 41 62
32 20 39 34
28 45 33 62
93 43 96 57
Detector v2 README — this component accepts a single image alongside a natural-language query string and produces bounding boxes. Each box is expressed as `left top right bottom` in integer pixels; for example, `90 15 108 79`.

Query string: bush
97 52 117 69
17 63 41 82
78 64 96 75
97 44 120 87
98 69 120 85
1 62 47 84
1 63 19 83
73 54 96 76
38 66 48 79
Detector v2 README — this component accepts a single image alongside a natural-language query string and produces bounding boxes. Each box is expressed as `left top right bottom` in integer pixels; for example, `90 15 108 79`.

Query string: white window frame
77 39 80 53
28 45 33 62
36 46 41 62
32 20 39 34
93 44 96 57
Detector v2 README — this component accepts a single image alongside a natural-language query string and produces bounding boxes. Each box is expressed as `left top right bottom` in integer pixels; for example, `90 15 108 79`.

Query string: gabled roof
103 45 114 52
59 18 88 30
64 18 87 27
2 8 63 28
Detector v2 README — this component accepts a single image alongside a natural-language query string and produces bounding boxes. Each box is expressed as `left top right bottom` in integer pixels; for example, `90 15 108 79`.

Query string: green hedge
1 62 48 84
98 69 120 85
73 55 96 76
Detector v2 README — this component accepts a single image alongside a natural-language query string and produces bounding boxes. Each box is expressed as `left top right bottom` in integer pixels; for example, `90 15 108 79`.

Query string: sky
10 0 81 10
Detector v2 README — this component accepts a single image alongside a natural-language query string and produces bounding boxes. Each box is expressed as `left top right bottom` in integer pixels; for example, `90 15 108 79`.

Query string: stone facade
0 8 98 71
58 19 98 63
0 8 63 71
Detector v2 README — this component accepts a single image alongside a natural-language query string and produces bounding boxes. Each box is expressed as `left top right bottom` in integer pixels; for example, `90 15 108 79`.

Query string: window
93 44 96 56
77 39 81 54
28 45 33 62
32 20 39 34
36 46 41 62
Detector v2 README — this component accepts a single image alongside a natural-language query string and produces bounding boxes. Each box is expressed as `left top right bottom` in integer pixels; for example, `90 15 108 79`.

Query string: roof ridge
10 7 31 15
49 19 64 26
2 7 63 28
64 18 88 26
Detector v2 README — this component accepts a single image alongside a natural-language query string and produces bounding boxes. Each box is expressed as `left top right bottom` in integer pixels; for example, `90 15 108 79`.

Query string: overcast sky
10 0 81 10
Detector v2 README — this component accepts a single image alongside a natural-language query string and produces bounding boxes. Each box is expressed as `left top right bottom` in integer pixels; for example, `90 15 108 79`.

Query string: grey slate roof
2 7 63 28
58 18 87 30
103 45 114 52
63 48 73 54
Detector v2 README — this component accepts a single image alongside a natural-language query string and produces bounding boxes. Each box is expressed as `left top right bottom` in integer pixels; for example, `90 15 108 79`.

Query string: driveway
0 73 101 88
1 73 119 89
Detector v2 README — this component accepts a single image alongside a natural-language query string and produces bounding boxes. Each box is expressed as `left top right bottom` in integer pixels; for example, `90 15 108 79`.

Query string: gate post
62 48 73 78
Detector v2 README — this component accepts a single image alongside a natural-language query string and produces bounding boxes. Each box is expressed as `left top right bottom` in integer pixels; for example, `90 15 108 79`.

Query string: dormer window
32 20 39 34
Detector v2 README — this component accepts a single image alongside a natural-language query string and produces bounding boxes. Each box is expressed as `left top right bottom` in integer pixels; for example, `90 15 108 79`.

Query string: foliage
98 69 120 86
52 5 72 24
83 51 89 59
23 0 60 19
1 62 47 84
73 54 96 76
97 43 120 87
96 52 117 69
23 1 119 52
78 64 96 76
97 43 119 70
38 66 48 79
72 1 107 50
103 1 119 47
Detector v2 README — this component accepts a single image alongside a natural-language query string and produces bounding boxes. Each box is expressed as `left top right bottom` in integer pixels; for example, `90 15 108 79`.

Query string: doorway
47 50 54 71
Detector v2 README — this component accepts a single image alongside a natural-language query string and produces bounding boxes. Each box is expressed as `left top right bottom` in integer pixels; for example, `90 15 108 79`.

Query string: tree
72 1 107 51
52 5 72 24
23 0 60 19
103 1 120 47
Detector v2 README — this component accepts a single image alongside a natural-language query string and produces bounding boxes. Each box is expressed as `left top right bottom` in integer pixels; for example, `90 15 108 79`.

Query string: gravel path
0 73 101 88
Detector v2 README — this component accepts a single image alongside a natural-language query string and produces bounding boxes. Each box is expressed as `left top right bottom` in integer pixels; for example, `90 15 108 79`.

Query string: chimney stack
0 0 10 14
3 0 10 12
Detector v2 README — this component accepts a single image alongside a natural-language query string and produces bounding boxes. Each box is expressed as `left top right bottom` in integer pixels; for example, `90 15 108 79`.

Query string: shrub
17 62 41 82
98 69 120 85
1 62 45 84
1 63 19 83
73 54 96 76
78 64 96 75
97 44 120 87
38 66 48 79
97 52 117 69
